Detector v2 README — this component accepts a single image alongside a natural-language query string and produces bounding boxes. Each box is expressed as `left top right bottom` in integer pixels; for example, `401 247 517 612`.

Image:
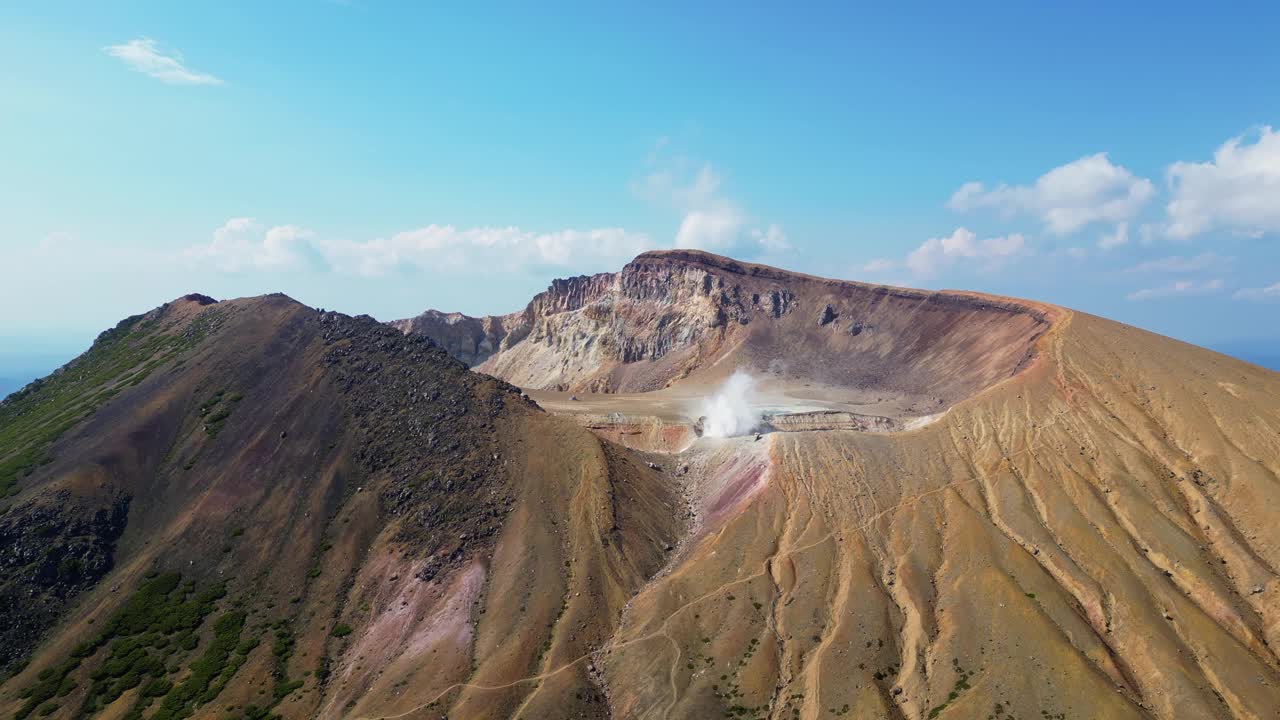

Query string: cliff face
399 250 1053 409
388 309 517 367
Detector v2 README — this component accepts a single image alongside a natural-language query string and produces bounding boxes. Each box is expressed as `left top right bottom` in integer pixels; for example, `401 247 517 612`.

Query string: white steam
699 371 761 438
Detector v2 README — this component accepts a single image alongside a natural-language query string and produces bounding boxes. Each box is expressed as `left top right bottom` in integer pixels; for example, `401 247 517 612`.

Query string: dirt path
365 419 1073 720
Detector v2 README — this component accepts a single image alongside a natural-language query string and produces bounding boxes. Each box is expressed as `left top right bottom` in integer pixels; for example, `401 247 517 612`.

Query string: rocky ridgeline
392 250 814 388
318 311 532 581
396 249 1052 403
392 252 802 368
387 309 516 367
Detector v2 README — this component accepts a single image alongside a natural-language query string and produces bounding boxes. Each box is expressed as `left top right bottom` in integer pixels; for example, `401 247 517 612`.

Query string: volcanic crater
2 251 1278 720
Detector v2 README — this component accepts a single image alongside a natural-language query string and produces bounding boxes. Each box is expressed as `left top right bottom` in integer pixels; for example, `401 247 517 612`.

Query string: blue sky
3 1 1280 376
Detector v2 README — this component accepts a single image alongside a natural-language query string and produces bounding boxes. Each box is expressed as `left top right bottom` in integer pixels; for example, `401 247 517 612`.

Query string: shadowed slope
0 294 679 720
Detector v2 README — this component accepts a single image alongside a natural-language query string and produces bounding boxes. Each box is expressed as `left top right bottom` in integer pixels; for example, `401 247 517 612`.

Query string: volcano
2 251 1278 720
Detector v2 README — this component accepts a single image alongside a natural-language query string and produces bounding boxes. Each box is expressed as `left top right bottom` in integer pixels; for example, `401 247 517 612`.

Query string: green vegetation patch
928 658 977 719
198 388 242 439
219 616 304 720
144 610 253 720
0 306 223 498
14 572 252 720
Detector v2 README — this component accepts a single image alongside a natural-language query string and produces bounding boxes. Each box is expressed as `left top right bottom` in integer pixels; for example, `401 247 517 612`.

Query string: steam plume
699 371 761 438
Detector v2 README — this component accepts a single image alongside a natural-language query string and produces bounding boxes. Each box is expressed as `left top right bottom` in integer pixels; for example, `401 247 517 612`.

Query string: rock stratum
394 251 1052 411
1 251 1278 720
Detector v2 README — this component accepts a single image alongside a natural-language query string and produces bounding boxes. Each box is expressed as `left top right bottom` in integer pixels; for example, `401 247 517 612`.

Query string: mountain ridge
392 250 1061 379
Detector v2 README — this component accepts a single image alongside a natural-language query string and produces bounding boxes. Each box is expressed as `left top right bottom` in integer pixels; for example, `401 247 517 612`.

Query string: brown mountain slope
0 293 678 720
598 310 1280 720
2 252 1278 720
392 251 1279 720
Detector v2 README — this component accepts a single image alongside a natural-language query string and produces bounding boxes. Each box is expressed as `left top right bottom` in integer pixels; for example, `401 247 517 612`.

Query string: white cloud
905 228 1027 278
1123 252 1233 274
182 218 322 272
634 160 723 209
323 225 654 276
1126 278 1223 301
1233 282 1280 301
749 224 790 252
948 153 1154 235
103 38 223 86
859 258 896 273
1098 222 1129 250
674 207 743 250
1163 126 1280 239
181 219 655 276
637 144 790 255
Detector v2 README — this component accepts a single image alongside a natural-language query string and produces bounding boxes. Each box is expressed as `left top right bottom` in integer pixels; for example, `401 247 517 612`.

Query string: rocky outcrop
398 250 1054 409
762 410 900 433
0 487 129 671
388 309 517 367
819 304 839 326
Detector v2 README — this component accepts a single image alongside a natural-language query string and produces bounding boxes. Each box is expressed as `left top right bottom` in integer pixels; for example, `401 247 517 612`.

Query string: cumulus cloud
181 218 655 276
1163 126 1280 239
1233 282 1280 301
675 207 744 250
1126 278 1223 301
182 218 322 272
948 153 1154 235
103 38 223 86
1122 252 1233 274
905 228 1027 278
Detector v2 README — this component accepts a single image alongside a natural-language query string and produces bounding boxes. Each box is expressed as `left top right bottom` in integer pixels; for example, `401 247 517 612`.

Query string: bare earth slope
598 310 1280 720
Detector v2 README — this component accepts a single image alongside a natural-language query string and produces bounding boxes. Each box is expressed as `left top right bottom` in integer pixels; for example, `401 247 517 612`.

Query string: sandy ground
528 377 922 424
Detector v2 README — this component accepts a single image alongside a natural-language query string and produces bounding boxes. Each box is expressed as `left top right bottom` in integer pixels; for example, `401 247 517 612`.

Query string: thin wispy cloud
1098 222 1129 250
103 37 224 86
1234 282 1280 301
181 218 656 277
1126 278 1223 301
635 141 791 255
1122 252 1234 274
